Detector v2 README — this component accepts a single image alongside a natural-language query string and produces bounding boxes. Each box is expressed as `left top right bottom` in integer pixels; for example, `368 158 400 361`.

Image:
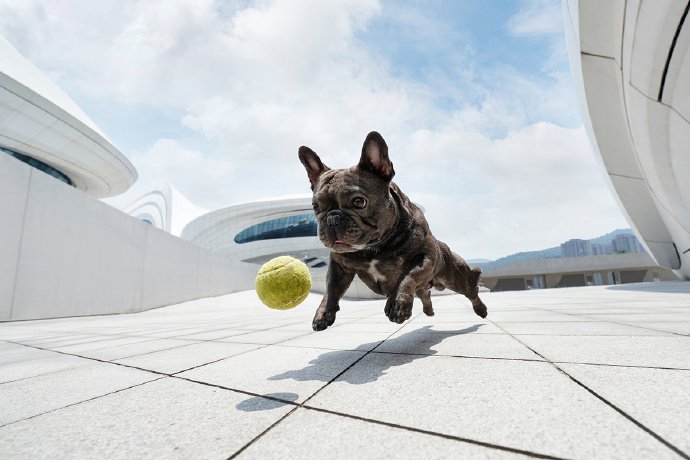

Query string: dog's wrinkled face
299 132 399 253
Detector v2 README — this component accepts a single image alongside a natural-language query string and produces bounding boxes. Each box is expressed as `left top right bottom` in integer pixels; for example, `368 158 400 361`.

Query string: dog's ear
358 131 395 182
299 146 330 191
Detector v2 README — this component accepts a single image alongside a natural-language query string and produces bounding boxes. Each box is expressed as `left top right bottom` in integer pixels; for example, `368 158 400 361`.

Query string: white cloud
107 138 234 209
0 0 630 259
403 123 628 259
506 0 564 37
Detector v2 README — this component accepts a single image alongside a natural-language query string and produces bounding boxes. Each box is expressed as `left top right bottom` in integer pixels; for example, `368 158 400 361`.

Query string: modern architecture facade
0 35 237 321
564 0 690 279
123 183 208 236
482 251 677 291
178 195 382 298
0 35 137 197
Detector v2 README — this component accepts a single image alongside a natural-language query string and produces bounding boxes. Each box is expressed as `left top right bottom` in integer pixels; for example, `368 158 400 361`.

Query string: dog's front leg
313 258 355 331
385 255 435 324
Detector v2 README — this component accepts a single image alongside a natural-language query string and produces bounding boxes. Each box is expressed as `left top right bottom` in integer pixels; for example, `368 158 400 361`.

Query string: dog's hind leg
436 242 488 319
415 288 434 316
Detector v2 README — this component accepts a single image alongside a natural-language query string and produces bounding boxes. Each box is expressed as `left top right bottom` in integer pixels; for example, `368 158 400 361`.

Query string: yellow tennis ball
255 256 312 310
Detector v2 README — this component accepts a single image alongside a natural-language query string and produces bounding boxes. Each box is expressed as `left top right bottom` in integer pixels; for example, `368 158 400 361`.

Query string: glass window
234 213 317 244
1 147 73 186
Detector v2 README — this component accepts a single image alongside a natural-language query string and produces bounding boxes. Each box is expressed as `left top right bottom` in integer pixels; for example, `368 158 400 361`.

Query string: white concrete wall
1 153 246 321
564 0 690 279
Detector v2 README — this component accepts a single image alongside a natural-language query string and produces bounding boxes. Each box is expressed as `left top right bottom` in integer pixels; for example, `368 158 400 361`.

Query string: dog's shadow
236 324 483 412
269 323 483 386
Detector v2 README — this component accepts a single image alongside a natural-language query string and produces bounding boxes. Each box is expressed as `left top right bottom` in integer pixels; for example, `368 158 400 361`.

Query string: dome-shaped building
0 35 136 197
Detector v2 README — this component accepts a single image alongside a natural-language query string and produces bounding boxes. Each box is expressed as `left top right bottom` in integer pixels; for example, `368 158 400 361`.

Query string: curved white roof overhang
564 0 690 279
0 35 137 197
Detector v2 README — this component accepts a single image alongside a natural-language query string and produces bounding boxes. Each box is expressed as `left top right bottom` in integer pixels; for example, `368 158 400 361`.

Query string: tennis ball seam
257 258 299 275
276 292 309 309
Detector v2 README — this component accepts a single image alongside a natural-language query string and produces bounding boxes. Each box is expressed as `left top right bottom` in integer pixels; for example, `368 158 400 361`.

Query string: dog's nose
326 210 343 228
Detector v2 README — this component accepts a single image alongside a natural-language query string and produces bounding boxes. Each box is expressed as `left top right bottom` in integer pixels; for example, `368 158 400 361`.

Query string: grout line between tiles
222 315 420 459
173 372 566 459
517 306 689 337
0 376 165 429
221 313 568 460
299 405 567 460
489 322 690 459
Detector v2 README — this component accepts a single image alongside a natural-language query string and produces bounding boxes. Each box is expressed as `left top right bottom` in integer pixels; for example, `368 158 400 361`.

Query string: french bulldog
299 131 487 331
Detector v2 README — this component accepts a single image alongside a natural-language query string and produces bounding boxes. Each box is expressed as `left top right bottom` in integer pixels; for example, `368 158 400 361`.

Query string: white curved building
182 194 328 267
123 184 208 236
0 35 136 197
181 195 382 298
564 0 690 279
1 34 236 321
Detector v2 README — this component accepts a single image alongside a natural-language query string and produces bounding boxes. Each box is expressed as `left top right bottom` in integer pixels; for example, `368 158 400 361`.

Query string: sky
0 0 630 260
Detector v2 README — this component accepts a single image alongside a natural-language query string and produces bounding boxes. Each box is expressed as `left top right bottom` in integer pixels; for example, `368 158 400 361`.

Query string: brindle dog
299 131 487 331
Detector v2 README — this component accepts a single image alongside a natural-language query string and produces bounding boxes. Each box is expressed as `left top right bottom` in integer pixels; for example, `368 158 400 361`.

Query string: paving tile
1 284 688 458
516 335 690 368
0 363 158 425
0 377 293 459
588 313 690 323
237 407 529 459
405 320 505 334
114 341 263 374
169 327 258 341
218 329 313 345
0 342 57 365
278 330 393 352
327 320 405 333
308 354 678 459
62 338 203 361
626 322 690 335
494 321 674 336
560 363 690 455
20 334 109 347
49 336 160 354
408 309 491 323
0 352 92 383
484 311 593 322
178 345 365 403
0 328 73 342
374 326 540 361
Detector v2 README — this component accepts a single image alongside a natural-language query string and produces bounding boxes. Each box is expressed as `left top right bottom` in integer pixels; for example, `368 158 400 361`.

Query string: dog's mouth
329 239 368 253
326 239 360 253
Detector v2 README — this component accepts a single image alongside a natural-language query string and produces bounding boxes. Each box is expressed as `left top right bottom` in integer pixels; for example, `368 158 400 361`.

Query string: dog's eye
312 202 321 213
352 197 367 209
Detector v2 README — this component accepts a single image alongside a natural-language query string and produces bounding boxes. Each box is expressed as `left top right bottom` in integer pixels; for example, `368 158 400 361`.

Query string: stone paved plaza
1 282 689 459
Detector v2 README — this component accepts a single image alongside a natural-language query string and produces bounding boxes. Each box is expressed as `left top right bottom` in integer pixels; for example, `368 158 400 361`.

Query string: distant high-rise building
561 239 592 258
612 234 642 254
591 243 605 256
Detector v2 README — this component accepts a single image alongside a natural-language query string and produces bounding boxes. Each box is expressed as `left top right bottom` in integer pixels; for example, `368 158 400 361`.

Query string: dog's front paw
312 307 338 331
385 295 413 324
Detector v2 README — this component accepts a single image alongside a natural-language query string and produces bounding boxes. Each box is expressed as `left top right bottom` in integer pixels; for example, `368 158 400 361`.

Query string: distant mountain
467 258 493 264
481 228 635 270
589 228 635 246
481 246 561 269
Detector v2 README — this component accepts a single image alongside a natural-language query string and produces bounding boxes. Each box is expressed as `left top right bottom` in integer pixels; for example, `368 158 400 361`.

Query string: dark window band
1 147 73 186
234 213 317 244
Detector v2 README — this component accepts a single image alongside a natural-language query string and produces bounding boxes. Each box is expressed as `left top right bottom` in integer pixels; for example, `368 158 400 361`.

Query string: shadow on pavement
235 392 299 411
235 324 483 412
269 324 483 385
